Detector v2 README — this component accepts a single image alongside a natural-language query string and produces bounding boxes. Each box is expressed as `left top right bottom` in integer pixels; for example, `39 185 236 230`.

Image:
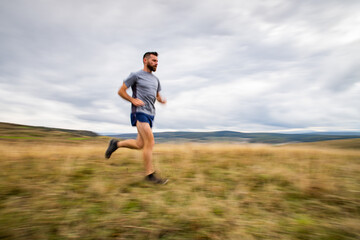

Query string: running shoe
145 173 168 185
105 139 119 159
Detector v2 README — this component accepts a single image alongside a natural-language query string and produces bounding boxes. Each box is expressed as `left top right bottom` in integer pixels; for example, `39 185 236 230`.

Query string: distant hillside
288 138 360 150
110 130 360 144
0 122 98 140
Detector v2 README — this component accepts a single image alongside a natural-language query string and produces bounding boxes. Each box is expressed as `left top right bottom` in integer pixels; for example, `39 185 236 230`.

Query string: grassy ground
0 137 359 239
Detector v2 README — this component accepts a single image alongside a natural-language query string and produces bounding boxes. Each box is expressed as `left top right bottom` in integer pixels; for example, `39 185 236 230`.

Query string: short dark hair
143 52 158 59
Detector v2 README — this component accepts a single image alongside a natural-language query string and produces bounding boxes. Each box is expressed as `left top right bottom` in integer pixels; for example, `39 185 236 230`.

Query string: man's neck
143 67 152 73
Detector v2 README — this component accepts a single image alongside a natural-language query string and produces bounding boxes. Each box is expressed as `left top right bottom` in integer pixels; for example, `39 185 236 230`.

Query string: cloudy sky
1 0 359 134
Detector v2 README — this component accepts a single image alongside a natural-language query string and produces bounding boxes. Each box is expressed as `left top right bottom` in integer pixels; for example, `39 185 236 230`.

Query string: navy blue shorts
131 112 155 128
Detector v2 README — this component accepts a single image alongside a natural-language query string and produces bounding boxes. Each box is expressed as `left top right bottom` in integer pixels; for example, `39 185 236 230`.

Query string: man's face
145 54 158 72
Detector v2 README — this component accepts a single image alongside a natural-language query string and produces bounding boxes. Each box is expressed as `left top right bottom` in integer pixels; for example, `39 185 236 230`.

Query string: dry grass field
0 135 359 239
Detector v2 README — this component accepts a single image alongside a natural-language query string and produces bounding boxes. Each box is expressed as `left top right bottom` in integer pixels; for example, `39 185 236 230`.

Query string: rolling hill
0 122 98 141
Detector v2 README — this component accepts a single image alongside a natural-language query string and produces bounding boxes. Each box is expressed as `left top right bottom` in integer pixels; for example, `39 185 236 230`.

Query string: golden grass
0 139 359 239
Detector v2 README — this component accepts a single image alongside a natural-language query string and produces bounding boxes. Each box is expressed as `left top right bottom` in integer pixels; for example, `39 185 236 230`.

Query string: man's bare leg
136 122 168 184
117 135 144 150
136 121 155 175
105 121 154 174
105 121 167 184
105 135 142 159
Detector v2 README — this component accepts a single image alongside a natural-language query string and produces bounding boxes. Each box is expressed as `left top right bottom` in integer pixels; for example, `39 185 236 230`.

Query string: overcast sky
1 0 359 134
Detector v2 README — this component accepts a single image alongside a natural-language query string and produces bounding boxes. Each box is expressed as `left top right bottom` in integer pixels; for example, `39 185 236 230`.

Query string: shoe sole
145 178 169 185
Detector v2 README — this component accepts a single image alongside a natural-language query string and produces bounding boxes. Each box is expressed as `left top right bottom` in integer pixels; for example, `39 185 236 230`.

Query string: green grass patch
68 137 88 140
0 136 39 140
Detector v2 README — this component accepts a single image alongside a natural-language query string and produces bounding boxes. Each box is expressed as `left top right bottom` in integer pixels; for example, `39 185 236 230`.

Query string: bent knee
136 140 144 149
144 140 155 149
137 142 144 149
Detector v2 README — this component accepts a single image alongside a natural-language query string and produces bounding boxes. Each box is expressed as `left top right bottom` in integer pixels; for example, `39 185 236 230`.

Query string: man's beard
147 63 157 72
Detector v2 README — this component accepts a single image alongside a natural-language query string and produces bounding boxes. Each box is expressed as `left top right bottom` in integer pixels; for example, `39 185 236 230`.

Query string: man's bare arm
156 92 167 104
118 83 144 106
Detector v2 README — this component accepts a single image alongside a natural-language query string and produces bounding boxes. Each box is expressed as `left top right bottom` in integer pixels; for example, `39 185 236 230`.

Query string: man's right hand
118 83 145 107
131 98 145 107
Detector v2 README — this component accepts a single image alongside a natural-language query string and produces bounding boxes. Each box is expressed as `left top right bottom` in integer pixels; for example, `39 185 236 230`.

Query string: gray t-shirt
123 70 161 116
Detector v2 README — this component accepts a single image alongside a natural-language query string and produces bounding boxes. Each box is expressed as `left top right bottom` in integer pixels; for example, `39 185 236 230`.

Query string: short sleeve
123 72 137 88
157 79 161 92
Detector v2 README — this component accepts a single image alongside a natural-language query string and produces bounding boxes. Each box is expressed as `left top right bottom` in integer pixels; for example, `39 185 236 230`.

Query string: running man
105 52 168 184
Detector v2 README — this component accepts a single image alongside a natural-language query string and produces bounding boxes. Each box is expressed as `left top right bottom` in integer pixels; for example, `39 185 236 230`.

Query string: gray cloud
0 0 359 133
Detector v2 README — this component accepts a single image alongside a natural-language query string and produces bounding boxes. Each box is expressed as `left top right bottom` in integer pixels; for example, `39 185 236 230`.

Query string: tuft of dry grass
0 139 359 239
